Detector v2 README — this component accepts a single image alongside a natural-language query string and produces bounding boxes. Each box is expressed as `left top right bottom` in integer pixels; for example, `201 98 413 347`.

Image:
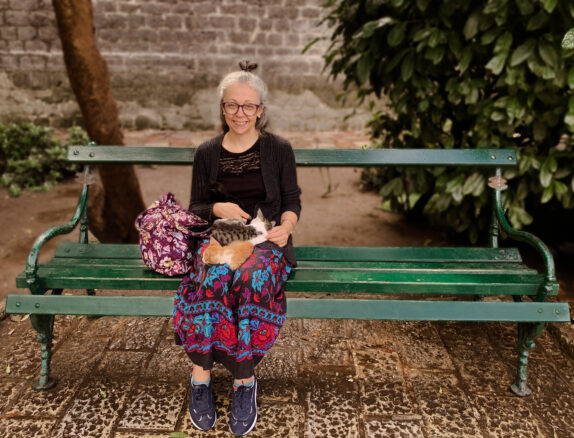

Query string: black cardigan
189 132 302 265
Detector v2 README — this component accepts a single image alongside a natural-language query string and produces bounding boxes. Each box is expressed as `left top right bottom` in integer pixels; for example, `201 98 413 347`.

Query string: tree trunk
52 0 145 243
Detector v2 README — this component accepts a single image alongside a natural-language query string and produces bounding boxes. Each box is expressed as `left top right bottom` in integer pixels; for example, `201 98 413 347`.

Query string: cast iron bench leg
29 288 62 390
510 322 544 396
30 313 57 390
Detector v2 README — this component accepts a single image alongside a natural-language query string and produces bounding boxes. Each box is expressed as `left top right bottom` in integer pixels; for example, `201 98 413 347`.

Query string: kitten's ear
256 209 263 220
209 237 221 247
270 220 276 228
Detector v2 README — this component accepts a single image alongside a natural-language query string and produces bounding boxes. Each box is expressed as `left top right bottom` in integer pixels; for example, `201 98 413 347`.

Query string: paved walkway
1 130 573 437
1 315 573 437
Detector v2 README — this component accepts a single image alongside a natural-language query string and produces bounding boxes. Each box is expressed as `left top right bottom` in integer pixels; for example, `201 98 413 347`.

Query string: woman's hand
266 224 292 247
213 202 251 222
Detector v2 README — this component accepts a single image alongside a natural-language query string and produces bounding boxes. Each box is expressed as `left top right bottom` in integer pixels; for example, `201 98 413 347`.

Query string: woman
173 61 301 436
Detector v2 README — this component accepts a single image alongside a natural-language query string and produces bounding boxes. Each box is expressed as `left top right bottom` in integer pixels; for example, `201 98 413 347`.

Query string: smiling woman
172 61 301 436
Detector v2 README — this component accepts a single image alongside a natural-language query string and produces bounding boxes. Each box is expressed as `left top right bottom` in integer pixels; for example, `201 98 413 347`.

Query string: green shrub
316 0 574 243
0 123 89 197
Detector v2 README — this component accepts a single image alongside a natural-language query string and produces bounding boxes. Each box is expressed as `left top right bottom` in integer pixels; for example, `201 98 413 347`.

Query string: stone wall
0 0 370 132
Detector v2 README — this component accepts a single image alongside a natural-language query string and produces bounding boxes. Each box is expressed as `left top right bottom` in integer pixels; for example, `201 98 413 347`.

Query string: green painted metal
53 242 523 263
6 295 570 322
24 168 90 295
15 265 553 296
43 258 534 273
491 169 557 300
67 146 518 167
511 322 545 396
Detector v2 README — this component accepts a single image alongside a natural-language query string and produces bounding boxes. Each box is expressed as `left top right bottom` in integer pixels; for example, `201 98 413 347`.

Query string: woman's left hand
266 225 291 247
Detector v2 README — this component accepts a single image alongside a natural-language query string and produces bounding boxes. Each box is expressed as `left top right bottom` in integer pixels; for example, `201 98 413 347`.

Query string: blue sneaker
229 378 257 436
188 377 216 431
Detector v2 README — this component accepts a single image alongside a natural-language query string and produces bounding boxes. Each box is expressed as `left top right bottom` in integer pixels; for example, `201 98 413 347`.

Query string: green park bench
6 144 571 397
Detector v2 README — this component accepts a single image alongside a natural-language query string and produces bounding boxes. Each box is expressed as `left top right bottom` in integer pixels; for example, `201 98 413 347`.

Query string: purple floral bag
134 193 209 276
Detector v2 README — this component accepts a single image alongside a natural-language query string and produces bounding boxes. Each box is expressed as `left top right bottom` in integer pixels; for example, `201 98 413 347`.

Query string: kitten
202 237 254 270
210 209 275 246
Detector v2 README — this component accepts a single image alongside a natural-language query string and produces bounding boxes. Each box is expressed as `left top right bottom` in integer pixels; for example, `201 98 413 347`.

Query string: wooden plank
54 243 523 263
67 146 517 167
5 295 570 322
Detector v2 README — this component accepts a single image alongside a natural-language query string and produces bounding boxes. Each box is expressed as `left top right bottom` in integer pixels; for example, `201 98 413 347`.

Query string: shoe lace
233 385 252 418
193 384 208 404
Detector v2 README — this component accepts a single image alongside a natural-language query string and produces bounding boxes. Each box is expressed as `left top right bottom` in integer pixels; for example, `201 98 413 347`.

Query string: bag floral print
135 192 209 276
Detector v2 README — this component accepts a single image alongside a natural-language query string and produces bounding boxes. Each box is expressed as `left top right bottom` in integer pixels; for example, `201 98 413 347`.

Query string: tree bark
52 0 145 242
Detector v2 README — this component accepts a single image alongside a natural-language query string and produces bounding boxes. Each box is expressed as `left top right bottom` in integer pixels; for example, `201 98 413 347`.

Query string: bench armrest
491 171 556 298
25 170 90 291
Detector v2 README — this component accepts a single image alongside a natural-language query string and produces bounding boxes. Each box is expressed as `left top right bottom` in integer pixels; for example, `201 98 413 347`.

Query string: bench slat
67 146 517 167
43 257 534 273
54 243 523 263
16 265 550 295
5 295 569 322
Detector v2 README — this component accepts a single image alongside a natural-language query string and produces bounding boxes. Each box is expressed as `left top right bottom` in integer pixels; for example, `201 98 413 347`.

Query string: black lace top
217 140 266 218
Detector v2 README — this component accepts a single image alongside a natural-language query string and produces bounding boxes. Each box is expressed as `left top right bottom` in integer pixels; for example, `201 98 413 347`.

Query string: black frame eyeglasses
221 102 262 116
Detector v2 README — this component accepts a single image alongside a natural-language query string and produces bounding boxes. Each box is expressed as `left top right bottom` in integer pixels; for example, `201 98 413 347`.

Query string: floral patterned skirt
173 239 292 379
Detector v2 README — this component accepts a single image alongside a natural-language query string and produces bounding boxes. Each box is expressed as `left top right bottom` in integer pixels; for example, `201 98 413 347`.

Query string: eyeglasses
221 102 262 116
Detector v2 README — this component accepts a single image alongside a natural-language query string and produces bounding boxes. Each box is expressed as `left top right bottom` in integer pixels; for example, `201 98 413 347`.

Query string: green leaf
462 172 485 196
385 49 408 73
568 68 574 88
515 0 535 15
387 24 405 47
541 185 553 203
426 46 445 65
481 28 502 46
526 10 549 31
413 28 432 43
356 55 372 85
459 47 473 73
490 111 505 122
448 33 462 58
540 0 558 13
538 42 559 68
359 17 393 39
562 29 574 50
486 52 507 75
540 163 553 187
463 11 481 40
494 31 513 54
401 53 414 81
527 57 555 79
416 0 430 12
554 180 568 198
510 39 536 67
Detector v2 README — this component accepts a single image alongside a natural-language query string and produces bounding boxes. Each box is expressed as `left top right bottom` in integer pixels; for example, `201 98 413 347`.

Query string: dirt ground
1 129 572 307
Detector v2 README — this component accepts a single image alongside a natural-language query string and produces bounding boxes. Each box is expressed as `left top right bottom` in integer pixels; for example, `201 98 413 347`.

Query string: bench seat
15 243 555 297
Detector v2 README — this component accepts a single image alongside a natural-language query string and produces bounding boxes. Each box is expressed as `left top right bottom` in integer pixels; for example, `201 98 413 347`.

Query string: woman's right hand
212 202 251 222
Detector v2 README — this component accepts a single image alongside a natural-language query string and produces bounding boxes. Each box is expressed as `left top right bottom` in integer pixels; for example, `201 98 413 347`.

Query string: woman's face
221 82 264 137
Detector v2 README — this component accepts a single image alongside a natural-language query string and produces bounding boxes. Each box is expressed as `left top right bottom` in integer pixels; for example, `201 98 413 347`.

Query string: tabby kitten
210 209 275 246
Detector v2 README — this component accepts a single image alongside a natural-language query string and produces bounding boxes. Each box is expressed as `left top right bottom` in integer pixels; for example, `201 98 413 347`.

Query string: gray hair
217 65 269 133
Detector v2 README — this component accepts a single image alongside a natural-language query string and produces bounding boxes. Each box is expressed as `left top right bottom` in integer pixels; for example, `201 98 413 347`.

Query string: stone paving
1 130 573 437
1 313 573 437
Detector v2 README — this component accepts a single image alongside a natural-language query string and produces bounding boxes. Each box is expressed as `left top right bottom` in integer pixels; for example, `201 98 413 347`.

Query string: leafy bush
317 0 574 243
0 123 89 197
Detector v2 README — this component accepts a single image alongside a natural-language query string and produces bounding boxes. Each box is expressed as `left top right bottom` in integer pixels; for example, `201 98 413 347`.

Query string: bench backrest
68 146 517 168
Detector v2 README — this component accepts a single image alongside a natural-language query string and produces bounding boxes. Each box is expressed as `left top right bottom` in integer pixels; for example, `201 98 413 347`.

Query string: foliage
317 0 574 243
0 123 88 197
